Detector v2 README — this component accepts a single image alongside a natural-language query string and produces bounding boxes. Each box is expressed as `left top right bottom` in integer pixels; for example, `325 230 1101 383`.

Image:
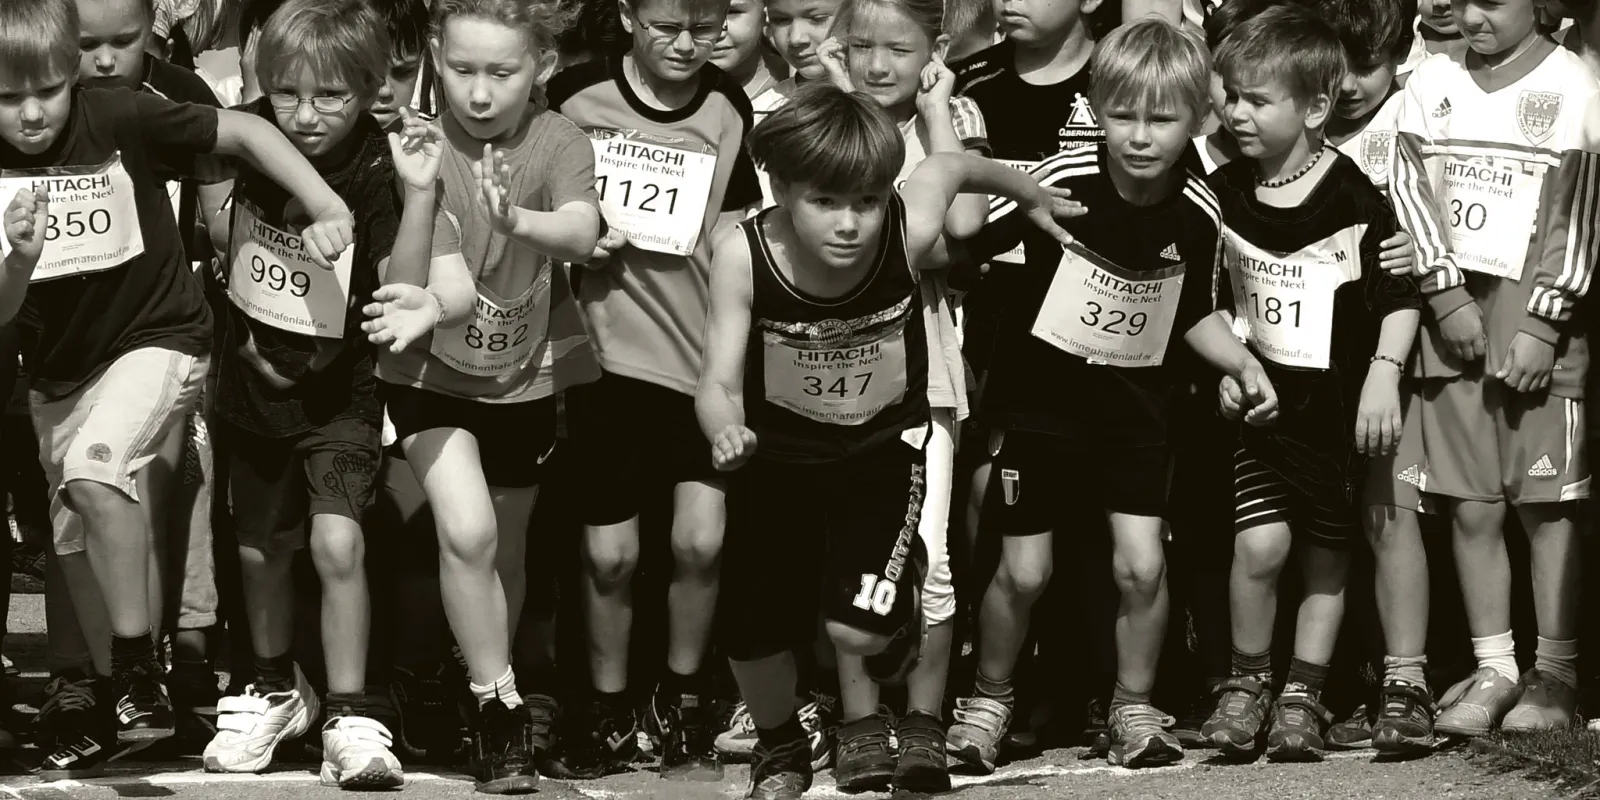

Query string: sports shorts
380 382 558 489
1234 448 1361 549
1363 382 1435 514
226 416 380 553
983 428 1172 535
1415 373 1588 505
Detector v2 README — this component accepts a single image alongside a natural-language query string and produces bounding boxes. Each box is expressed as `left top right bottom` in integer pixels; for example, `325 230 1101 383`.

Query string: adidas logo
1396 464 1425 489
1159 243 1181 261
1433 98 1452 118
1529 454 1557 478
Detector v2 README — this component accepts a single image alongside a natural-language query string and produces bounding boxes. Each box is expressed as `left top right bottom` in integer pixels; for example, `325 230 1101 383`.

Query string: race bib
1226 225 1364 369
763 314 909 426
1436 156 1542 281
0 154 145 282
226 202 352 338
1032 243 1185 367
588 128 717 256
430 272 550 376
992 160 1038 265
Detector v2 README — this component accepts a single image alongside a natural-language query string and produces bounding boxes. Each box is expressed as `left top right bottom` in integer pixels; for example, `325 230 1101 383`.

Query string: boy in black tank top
695 82 1082 800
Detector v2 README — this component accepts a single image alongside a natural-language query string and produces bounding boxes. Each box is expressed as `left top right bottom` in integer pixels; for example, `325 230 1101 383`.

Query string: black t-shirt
741 195 929 464
951 40 1103 163
1211 151 1420 489
2 87 219 397
141 54 223 266
214 98 396 437
969 143 1224 443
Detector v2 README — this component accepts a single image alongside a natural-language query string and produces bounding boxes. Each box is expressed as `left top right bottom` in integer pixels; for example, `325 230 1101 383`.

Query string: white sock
1471 631 1519 683
1534 637 1579 689
469 666 524 709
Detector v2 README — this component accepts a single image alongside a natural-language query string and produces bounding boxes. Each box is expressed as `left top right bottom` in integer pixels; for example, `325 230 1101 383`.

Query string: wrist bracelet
425 289 447 326
1371 354 1404 370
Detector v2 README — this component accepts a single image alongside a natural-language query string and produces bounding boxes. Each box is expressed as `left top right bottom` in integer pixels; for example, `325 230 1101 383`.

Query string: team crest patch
1517 91 1562 146
1361 131 1394 179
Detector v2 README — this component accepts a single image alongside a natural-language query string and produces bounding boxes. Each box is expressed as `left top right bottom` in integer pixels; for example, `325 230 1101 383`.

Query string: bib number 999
248 255 310 297
44 209 112 241
1080 301 1148 336
463 324 529 352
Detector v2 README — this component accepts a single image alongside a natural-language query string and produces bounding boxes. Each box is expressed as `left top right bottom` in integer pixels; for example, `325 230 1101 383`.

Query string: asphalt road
0 595 1563 800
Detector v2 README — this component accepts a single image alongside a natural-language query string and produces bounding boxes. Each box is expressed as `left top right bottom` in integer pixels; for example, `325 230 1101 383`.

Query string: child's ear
619 0 637 34
429 35 444 72
535 45 561 85
1304 90 1333 130
1081 0 1105 17
933 33 951 60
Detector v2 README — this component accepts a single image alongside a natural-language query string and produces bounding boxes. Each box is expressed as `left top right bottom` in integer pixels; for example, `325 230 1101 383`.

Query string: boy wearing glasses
547 0 762 781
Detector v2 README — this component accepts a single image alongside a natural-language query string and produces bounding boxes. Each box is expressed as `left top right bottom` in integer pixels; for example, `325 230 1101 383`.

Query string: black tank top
741 195 929 464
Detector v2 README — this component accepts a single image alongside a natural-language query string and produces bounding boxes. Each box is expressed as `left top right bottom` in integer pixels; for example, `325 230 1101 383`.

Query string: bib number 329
0 153 146 282
1031 243 1184 367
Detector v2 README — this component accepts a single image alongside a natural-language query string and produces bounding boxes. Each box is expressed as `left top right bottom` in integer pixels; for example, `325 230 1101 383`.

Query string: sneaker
202 668 320 773
36 677 133 779
1081 696 1111 759
546 697 639 780
1501 669 1578 733
320 715 404 789
1434 667 1521 737
114 663 177 742
1327 703 1374 750
522 693 558 762
893 711 950 792
1372 681 1434 756
390 664 467 762
834 714 895 793
469 700 539 795
865 562 926 686
1201 676 1273 758
1264 693 1332 763
945 696 1011 774
796 693 837 771
746 736 812 800
34 671 96 749
1171 684 1220 749
653 691 722 781
714 701 757 763
1107 704 1183 769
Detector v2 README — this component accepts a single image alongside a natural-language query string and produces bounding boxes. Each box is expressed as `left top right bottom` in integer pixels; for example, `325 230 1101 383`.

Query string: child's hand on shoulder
4 189 49 269
302 201 354 270
915 53 955 120
1356 358 1403 455
816 38 854 92
473 144 519 235
1497 331 1556 393
388 108 444 193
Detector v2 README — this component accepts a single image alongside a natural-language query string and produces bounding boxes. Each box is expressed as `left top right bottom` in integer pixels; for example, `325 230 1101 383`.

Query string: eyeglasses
267 93 357 114
638 20 724 44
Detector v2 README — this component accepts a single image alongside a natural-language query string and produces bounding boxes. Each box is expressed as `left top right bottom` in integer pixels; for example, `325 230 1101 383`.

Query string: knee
1233 531 1290 581
583 531 638 591
994 553 1052 602
309 520 365 580
1452 501 1505 540
826 620 891 656
436 511 497 569
670 524 723 575
1112 550 1166 599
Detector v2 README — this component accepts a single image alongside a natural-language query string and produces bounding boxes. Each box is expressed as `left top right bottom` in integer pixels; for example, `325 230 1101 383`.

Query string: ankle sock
974 670 1015 708
469 666 524 709
1283 658 1330 699
1110 682 1151 711
756 715 807 750
1471 631 1519 683
594 688 629 717
325 691 366 720
1534 636 1579 689
1382 655 1429 690
110 632 157 680
252 653 296 693
1230 646 1273 681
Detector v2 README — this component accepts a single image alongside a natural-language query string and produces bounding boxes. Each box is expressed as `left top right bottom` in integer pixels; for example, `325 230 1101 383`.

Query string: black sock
111 632 156 680
659 669 703 700
756 715 806 750
1230 646 1272 681
1284 658 1330 699
325 691 366 720
253 653 296 693
595 689 630 717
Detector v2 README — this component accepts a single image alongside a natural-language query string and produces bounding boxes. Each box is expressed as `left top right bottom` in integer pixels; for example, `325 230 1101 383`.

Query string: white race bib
430 272 550 376
1226 226 1365 369
226 202 352 338
588 128 717 256
1436 156 1541 281
992 160 1038 265
1032 243 1185 367
763 316 909 426
0 154 145 282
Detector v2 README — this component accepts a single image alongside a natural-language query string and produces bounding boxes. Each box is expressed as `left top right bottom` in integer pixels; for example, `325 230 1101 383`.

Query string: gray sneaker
945 696 1011 774
1107 704 1182 769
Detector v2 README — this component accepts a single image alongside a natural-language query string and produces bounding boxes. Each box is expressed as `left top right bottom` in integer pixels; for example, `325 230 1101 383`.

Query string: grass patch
1464 727 1600 798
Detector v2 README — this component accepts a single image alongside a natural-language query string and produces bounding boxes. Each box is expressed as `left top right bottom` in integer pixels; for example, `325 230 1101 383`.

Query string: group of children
0 0 1595 797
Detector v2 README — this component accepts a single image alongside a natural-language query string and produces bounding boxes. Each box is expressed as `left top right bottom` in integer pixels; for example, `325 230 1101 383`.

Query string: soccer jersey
1332 89 1404 193
548 53 762 395
893 97 990 189
972 143 1224 442
1390 37 1600 395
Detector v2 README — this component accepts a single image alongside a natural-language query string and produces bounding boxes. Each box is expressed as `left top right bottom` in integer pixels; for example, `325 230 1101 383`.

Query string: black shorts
717 434 929 662
226 417 380 553
1234 448 1360 549
984 429 1171 534
380 383 558 489
566 371 718 526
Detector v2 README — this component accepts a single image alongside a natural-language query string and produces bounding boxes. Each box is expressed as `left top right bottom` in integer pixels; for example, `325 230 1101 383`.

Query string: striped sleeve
1388 72 1462 295
949 96 989 156
1524 141 1600 341
1181 173 1225 312
986 148 1098 224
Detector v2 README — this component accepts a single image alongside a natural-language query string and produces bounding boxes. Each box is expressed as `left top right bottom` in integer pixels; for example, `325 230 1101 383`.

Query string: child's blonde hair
749 82 905 194
1088 18 1211 123
256 0 390 96
432 0 580 53
1215 4 1347 107
832 0 944 45
0 0 79 88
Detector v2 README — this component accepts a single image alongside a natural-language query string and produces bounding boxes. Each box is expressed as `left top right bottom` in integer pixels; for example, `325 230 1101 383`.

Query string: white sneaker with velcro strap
321 715 405 789
202 667 319 774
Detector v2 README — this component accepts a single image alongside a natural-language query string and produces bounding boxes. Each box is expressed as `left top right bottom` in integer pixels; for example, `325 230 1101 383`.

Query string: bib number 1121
595 175 679 214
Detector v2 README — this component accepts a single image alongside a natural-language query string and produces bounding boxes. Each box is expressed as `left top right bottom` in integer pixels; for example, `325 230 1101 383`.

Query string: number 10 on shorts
852 573 897 616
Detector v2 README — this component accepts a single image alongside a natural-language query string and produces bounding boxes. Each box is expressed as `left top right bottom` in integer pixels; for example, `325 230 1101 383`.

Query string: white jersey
1334 91 1405 191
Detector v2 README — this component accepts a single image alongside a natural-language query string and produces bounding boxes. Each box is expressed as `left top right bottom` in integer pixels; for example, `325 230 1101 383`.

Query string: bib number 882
463 324 529 352
44 209 112 241
596 175 679 214
248 255 310 297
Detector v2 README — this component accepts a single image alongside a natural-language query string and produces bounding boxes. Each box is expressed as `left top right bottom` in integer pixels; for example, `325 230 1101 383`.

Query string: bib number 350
44 209 112 241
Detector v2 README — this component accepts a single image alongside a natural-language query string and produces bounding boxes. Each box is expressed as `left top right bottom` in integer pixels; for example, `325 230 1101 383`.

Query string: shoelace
728 702 755 734
952 697 1010 737
1276 694 1325 733
1381 684 1425 719
752 738 810 790
1113 704 1175 738
37 676 96 724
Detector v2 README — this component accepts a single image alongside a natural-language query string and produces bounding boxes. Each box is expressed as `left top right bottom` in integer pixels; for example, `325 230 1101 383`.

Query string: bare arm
695 224 757 468
213 111 346 224
901 152 1075 267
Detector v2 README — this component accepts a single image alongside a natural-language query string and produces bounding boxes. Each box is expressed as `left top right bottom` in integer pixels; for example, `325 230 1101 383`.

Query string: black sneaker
746 736 812 800
1264 692 1332 763
113 664 175 743
546 697 640 780
834 714 895 793
865 561 926 686
1372 681 1434 757
38 677 138 779
1079 696 1111 760
391 664 467 763
653 691 722 781
469 700 540 795
892 711 950 792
